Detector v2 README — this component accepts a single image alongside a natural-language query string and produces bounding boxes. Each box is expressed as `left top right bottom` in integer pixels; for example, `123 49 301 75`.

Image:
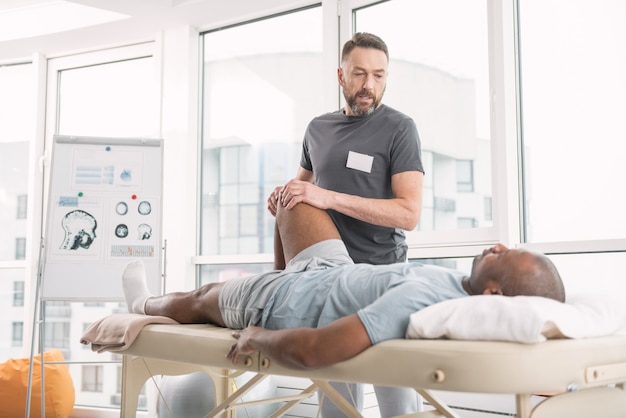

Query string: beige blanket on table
80 313 179 353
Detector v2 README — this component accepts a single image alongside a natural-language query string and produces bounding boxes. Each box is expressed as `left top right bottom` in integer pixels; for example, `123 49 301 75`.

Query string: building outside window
456 160 474 193
16 195 27 219
14 237 26 260
82 365 104 392
44 320 70 356
11 322 23 347
13 281 24 307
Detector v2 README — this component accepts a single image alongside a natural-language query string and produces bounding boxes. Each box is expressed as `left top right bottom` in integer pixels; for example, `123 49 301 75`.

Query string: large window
516 0 626 305
0 62 34 360
199 5 325 260
42 43 158 411
519 0 626 244
55 57 157 138
197 0 626 291
199 0 503 264
349 0 493 244
0 63 32 261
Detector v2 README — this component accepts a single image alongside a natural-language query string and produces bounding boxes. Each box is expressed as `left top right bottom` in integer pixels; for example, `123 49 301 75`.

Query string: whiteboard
42 135 163 300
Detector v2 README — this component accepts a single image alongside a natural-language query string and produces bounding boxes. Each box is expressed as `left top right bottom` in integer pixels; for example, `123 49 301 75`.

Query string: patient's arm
226 314 372 370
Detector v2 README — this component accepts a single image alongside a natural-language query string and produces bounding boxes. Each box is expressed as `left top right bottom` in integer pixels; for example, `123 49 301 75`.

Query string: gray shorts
218 239 352 329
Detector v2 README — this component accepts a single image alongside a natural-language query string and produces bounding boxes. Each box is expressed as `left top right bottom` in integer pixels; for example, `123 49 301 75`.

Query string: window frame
339 0 521 259
513 0 626 256
192 3 337 267
193 0 524 265
337 0 626 258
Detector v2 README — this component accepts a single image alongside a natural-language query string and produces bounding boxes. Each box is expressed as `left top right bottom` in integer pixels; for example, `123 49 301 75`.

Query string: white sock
122 260 152 314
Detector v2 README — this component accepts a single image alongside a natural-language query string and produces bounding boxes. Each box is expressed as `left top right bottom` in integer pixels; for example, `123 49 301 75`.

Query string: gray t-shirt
300 104 424 264
262 262 468 344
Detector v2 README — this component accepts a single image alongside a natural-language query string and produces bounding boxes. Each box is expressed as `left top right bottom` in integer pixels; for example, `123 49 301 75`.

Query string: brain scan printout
59 209 97 250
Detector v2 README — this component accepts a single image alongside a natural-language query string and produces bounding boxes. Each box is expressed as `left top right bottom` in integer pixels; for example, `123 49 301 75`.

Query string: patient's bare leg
145 282 226 326
274 202 341 267
122 260 226 326
124 203 339 325
273 221 286 270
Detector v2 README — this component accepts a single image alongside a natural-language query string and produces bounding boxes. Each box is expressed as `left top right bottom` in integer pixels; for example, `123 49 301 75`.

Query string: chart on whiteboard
42 135 163 300
48 147 158 262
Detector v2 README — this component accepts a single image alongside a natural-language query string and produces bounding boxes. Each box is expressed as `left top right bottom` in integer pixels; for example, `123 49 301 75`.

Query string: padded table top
122 323 626 394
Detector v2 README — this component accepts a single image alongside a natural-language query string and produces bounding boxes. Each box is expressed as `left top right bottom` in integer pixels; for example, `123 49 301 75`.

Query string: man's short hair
504 253 566 302
341 32 389 63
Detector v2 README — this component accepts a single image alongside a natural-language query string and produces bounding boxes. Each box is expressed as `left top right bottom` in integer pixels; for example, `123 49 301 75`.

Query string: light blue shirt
261 261 468 343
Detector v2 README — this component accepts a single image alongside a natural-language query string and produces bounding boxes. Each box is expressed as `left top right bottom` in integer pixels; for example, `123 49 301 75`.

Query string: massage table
118 322 626 418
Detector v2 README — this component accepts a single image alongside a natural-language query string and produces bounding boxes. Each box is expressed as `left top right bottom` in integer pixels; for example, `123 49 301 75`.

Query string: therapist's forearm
327 192 420 230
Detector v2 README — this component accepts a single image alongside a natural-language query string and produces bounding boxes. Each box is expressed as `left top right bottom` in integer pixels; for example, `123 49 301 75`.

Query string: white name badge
346 151 373 173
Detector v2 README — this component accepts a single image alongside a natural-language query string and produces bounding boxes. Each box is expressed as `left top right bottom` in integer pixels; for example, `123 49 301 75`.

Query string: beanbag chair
0 350 75 418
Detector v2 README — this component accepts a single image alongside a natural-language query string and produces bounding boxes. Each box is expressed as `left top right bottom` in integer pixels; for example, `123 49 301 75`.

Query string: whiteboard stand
25 237 48 418
26 135 164 417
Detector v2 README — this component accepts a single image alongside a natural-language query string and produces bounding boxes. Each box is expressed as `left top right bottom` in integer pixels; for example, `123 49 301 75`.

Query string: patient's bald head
467 244 566 302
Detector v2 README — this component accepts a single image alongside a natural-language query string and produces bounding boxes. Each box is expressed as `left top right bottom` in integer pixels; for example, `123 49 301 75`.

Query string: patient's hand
226 315 372 370
226 326 263 365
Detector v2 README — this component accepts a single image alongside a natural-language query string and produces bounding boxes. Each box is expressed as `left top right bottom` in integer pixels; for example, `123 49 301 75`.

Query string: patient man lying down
123 202 565 371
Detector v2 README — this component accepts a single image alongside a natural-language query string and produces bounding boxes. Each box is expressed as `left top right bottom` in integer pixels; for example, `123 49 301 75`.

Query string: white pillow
406 294 626 343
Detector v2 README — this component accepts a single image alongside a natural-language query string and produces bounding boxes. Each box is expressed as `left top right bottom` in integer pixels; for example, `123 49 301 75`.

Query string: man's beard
344 87 383 117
